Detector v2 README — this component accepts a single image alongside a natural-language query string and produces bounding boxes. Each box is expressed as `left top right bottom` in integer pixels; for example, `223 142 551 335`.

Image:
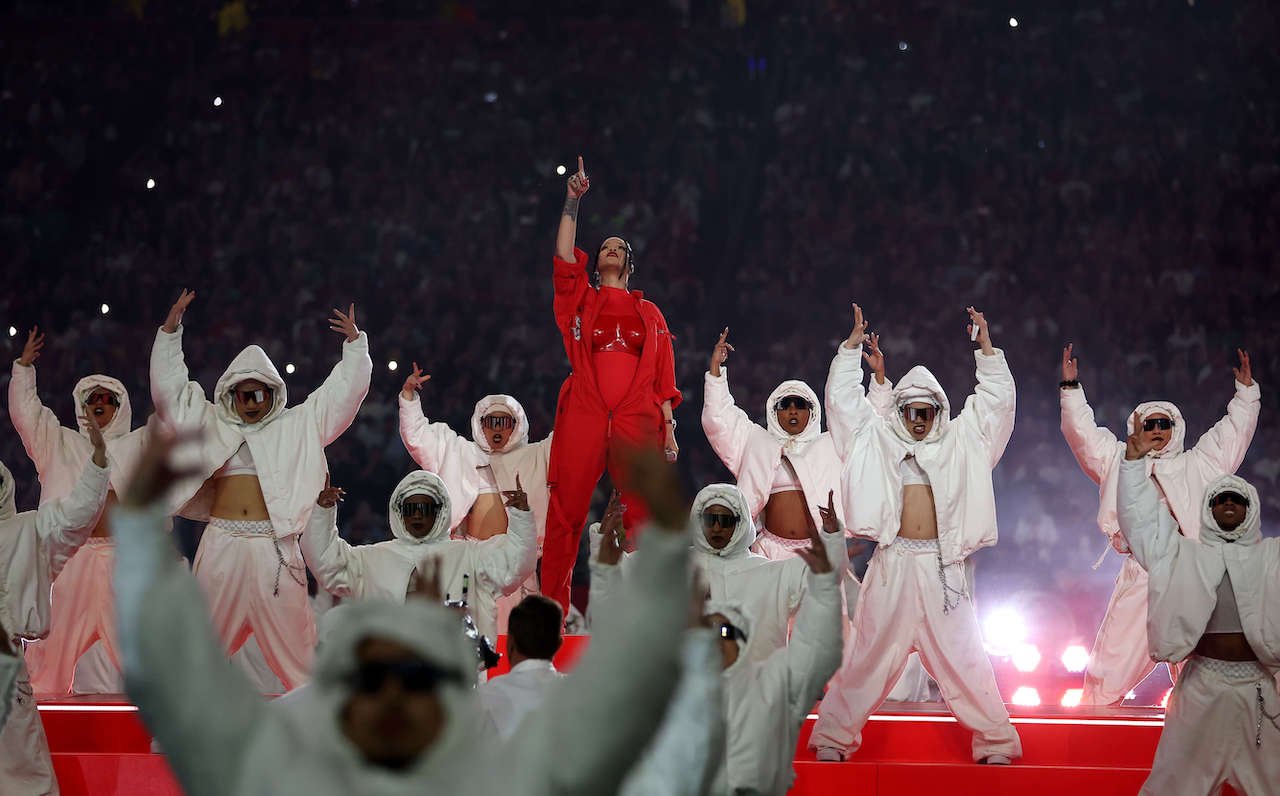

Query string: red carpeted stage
36 635 1236 795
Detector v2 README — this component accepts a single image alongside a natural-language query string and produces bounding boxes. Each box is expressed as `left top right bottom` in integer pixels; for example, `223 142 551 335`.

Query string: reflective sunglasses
400 500 441 519
702 512 739 530
774 396 813 412
480 415 516 430
232 387 273 405
1210 491 1249 509
84 392 120 408
901 405 937 423
715 621 748 644
348 659 460 694
1142 418 1174 432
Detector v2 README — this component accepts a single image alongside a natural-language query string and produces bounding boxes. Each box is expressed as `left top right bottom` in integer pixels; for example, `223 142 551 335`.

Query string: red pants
542 391 663 613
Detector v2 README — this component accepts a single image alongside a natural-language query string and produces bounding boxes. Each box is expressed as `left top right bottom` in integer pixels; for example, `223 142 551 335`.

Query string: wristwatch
664 418 678 429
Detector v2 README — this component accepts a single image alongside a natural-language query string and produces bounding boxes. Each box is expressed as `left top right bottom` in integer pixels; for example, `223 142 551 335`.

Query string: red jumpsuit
543 247 682 613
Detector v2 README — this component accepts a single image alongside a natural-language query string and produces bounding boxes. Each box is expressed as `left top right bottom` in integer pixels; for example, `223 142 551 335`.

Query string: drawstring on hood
1131 401 1186 459
1200 474 1261 545
388 471 453 545
470 395 530 454
765 380 822 455
891 366 950 446
213 346 289 428
689 484 756 558
73 374 133 440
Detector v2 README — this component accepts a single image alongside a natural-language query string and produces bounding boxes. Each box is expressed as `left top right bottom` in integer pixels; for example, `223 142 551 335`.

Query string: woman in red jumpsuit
542 156 682 613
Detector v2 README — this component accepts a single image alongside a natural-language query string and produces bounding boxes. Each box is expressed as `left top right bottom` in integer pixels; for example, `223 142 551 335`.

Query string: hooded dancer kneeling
811 304 1021 764
398 366 551 631
0 424 110 794
1117 425 1279 795
149 290 372 690
301 470 537 645
9 327 172 696
1060 344 1259 705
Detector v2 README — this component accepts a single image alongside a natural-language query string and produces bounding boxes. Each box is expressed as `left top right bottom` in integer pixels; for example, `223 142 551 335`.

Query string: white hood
469 395 529 454
765 381 822 455
73 374 133 440
388 470 453 545
1199 474 1260 545
1131 400 1186 459
690 484 756 559
0 460 15 521
212 345 289 428
890 366 951 445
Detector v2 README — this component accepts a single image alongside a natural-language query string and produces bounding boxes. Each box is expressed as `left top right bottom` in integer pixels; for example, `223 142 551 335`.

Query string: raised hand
120 429 203 508
1062 343 1079 383
966 306 993 354
1125 413 1159 461
162 289 196 333
17 327 44 367
401 362 430 400
82 411 108 468
625 447 688 532
597 489 627 566
817 490 840 536
845 303 868 348
1233 348 1253 386
862 332 886 383
503 473 530 512
328 303 359 342
566 155 590 200
709 327 734 377
407 558 444 603
317 474 345 508
795 514 834 574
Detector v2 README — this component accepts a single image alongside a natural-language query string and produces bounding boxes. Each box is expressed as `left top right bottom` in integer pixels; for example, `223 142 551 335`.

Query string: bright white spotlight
100 303 110 315
213 96 223 107
1124 690 1137 702
556 165 567 176
1160 688 1172 709
1060 688 1084 708
898 41 909 51
1061 645 1090 673
982 607 1027 655
1012 643 1041 673
285 363 296 375
388 360 399 372
1009 17 1018 27
7 327 16 337
146 178 156 190
484 91 498 103
1011 687 1041 707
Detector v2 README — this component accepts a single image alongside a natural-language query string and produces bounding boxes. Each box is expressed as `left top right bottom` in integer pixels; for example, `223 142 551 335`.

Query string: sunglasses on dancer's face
84 391 120 408
1210 491 1249 509
348 659 460 695
1142 418 1174 432
715 621 748 644
701 511 739 530
901 405 937 423
773 396 813 412
400 499 441 520
232 387 273 406
480 415 516 430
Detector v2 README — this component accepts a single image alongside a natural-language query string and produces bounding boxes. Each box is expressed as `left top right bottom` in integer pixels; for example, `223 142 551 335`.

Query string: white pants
194 521 316 691
0 655 57 795
1142 656 1280 795
811 539 1021 761
1084 555 1175 705
27 539 123 696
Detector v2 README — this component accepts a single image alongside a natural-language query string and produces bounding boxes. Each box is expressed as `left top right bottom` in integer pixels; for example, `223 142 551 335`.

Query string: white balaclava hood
1200 474 1261 545
212 345 288 428
1130 401 1187 459
470 394 530 454
765 380 822 454
73 374 133 441
891 365 950 445
689 484 756 558
388 470 453 545
0 460 15 521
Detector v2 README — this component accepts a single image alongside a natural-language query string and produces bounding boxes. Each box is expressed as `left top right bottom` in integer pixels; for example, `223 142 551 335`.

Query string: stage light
146 178 156 190
1012 643 1041 673
484 91 498 103
898 41 909 51
1011 687 1041 707
556 165 567 176
285 363 296 375
1009 17 1018 27
1061 645 1090 673
7 327 16 337
982 607 1027 655
1125 690 1137 701
100 303 110 315
1060 689 1084 708
388 360 398 371
1160 688 1172 709
213 96 223 107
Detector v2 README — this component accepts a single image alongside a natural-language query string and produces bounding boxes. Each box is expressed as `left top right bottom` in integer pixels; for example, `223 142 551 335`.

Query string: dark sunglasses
716 621 748 644
348 659 460 694
401 500 441 519
232 387 273 405
480 415 516 430
1210 492 1249 509
84 392 120 407
1142 418 1174 432
774 396 813 412
702 512 739 530
901 406 937 422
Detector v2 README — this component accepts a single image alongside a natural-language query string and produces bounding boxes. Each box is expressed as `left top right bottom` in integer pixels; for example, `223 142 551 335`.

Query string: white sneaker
982 754 1011 765
815 747 845 762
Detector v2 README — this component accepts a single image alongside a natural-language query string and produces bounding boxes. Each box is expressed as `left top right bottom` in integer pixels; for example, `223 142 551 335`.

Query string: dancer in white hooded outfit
302 469 537 644
398 364 551 630
1059 344 1260 705
9 327 165 695
149 290 372 690
114 436 694 796
0 466 17 729
0 427 110 795
1117 429 1280 795
811 304 1021 763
